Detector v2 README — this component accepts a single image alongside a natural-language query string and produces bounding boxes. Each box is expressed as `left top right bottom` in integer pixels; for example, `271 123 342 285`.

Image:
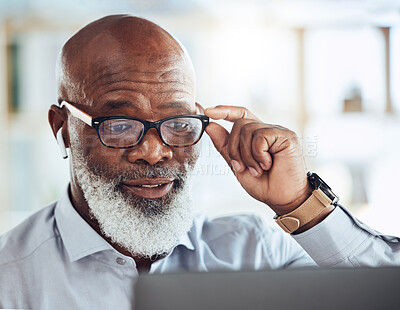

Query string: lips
121 178 174 199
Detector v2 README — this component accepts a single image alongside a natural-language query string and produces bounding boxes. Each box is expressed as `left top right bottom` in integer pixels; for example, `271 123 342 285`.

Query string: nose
126 128 173 165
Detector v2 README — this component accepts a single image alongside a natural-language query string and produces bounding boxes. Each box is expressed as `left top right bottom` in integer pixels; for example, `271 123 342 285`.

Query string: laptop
135 267 400 310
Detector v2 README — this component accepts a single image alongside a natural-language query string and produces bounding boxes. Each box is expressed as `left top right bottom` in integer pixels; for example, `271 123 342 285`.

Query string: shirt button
116 257 126 265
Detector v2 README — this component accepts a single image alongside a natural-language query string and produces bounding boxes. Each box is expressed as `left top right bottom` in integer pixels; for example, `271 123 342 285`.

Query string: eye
105 122 132 134
166 120 191 132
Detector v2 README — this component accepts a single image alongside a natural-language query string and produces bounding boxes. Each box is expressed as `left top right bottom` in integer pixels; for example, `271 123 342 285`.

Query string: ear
195 102 205 114
48 104 70 148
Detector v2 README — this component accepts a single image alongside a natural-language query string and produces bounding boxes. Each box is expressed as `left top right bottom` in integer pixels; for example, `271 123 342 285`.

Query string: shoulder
187 213 310 269
185 213 291 269
195 213 269 241
0 201 59 267
189 213 282 251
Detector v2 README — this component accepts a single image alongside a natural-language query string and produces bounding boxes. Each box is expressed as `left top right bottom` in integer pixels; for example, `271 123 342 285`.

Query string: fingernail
231 160 241 172
260 162 268 170
249 167 259 177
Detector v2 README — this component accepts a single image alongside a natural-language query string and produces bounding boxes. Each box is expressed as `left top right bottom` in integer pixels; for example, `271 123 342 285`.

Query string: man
0 14 399 309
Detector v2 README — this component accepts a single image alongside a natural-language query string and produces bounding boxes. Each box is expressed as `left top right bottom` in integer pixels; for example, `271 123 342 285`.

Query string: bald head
57 15 195 105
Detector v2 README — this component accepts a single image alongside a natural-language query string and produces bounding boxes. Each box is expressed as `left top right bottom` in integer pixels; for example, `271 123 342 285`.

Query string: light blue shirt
0 188 399 309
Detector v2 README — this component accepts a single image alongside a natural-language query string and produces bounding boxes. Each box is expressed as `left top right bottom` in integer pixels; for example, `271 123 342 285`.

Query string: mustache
87 162 190 184
118 166 188 182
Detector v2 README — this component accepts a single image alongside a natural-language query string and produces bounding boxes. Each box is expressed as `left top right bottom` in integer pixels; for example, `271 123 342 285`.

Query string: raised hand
204 105 312 215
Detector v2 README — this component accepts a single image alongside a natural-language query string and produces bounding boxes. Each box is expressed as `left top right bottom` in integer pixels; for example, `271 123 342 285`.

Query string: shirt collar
176 229 195 251
55 185 195 262
55 186 112 262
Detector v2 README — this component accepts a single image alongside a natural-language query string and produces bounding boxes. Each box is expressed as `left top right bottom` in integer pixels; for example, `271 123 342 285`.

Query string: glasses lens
99 119 144 148
160 117 203 146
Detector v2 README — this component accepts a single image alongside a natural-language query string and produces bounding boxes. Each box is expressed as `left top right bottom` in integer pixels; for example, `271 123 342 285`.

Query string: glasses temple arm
59 101 93 127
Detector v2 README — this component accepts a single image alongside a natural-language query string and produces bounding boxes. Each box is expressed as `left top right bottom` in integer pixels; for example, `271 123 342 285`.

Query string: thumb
205 122 230 164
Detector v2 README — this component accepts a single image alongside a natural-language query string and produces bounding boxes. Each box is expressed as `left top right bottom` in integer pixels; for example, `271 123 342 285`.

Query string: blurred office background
1 0 400 236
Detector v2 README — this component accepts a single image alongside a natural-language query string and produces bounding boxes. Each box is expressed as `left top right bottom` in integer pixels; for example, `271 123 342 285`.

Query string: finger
205 105 260 122
205 122 230 164
227 119 259 173
238 123 267 177
252 129 274 171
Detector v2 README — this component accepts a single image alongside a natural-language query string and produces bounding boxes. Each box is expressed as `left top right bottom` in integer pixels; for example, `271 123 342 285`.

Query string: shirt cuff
291 206 369 267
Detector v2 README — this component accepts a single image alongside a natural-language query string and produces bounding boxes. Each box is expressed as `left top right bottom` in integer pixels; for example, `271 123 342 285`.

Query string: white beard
69 118 195 259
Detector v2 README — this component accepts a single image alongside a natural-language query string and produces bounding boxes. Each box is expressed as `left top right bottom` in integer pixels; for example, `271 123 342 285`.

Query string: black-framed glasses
59 101 209 148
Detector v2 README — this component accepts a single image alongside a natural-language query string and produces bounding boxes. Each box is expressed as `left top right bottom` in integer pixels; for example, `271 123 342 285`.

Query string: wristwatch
274 172 339 234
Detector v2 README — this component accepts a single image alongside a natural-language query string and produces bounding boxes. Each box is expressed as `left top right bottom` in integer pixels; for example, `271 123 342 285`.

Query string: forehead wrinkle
97 79 188 87
88 80 191 97
92 66 163 82
92 66 191 85
88 70 191 96
90 52 192 79
87 69 192 96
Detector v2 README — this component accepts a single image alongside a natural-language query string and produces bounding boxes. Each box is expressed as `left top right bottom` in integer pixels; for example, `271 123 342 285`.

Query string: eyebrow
103 101 136 109
156 89 191 95
102 100 192 113
157 101 192 111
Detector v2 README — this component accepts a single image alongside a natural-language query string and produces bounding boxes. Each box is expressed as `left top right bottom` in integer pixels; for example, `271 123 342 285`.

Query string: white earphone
56 128 68 159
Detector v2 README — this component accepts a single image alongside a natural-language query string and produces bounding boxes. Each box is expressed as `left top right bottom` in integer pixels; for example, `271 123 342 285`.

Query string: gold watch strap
275 188 335 233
